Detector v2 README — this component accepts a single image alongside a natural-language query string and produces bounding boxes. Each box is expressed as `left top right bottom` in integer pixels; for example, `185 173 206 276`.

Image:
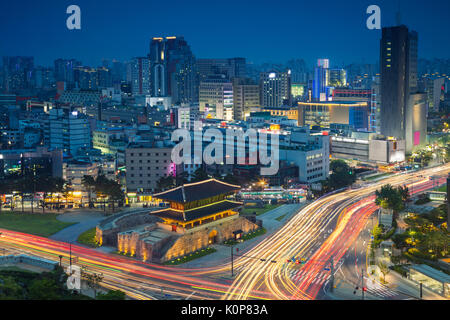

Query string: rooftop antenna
395 0 402 26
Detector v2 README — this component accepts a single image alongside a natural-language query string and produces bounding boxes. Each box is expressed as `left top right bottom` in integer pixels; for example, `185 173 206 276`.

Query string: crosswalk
365 277 398 298
290 269 331 286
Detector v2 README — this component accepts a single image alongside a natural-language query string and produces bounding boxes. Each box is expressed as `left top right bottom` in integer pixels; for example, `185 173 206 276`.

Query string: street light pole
329 256 334 292
361 268 365 300
231 244 234 278
420 282 423 299
69 242 72 267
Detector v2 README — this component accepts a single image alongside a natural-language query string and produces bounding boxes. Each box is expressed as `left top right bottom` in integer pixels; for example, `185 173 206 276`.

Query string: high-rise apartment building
74 66 99 90
54 59 82 88
131 57 151 95
260 71 291 108
2 56 34 92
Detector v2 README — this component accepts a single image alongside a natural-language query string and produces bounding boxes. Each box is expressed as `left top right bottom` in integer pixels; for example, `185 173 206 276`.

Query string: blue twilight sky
1 0 449 68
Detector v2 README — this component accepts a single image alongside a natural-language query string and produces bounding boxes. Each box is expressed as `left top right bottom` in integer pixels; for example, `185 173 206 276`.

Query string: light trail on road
0 165 448 300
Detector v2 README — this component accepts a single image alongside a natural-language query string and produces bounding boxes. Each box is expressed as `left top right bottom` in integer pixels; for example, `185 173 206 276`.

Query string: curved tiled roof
153 179 241 203
151 200 243 222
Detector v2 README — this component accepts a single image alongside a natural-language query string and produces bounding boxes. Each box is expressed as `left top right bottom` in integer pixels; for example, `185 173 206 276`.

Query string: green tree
96 289 126 300
375 184 404 213
397 185 410 204
156 175 176 192
175 171 189 187
325 160 356 191
82 175 96 206
223 174 238 185
378 261 390 283
191 167 209 182
28 277 61 300
0 275 23 299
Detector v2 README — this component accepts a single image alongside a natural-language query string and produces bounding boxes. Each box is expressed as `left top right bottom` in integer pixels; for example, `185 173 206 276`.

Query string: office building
0 147 63 179
199 76 233 120
298 101 369 130
279 128 330 184
47 108 91 156
421 76 445 112
149 36 198 103
313 59 329 101
380 25 426 153
232 78 260 121
328 69 347 87
197 58 246 82
260 71 291 108
125 143 175 193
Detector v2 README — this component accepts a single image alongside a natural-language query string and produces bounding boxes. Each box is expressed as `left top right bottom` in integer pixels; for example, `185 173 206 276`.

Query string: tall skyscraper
260 71 291 108
131 57 151 95
54 59 82 88
380 25 426 153
313 59 329 101
74 66 99 90
149 36 198 104
2 56 34 92
197 58 246 82
149 37 168 97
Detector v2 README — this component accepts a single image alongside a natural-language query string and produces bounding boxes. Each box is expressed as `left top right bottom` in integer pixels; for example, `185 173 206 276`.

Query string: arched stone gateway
208 229 218 244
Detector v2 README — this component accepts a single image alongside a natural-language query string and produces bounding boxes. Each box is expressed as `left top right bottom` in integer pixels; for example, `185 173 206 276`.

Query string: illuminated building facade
260 71 291 108
232 78 260 121
298 101 369 130
291 83 306 100
332 88 375 132
98 179 259 263
199 76 233 120
262 106 299 125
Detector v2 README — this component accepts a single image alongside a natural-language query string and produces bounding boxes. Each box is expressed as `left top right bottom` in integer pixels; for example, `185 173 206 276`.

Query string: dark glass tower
380 25 419 141
149 36 198 103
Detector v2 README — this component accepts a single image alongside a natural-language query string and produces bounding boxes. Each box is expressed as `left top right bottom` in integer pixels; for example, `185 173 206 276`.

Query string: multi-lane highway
0 164 449 300
222 164 450 300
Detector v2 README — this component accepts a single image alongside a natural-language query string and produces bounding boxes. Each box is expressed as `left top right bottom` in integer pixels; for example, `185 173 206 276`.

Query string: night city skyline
0 0 449 308
2 0 450 67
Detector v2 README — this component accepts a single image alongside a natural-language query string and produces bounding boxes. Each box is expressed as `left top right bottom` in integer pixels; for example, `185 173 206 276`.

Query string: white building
48 108 91 156
279 128 330 184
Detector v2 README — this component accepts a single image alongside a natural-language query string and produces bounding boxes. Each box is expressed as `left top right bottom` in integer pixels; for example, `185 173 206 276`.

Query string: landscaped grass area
77 228 100 247
275 213 288 221
164 247 217 265
223 227 268 246
435 184 447 192
0 212 75 237
241 204 282 216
